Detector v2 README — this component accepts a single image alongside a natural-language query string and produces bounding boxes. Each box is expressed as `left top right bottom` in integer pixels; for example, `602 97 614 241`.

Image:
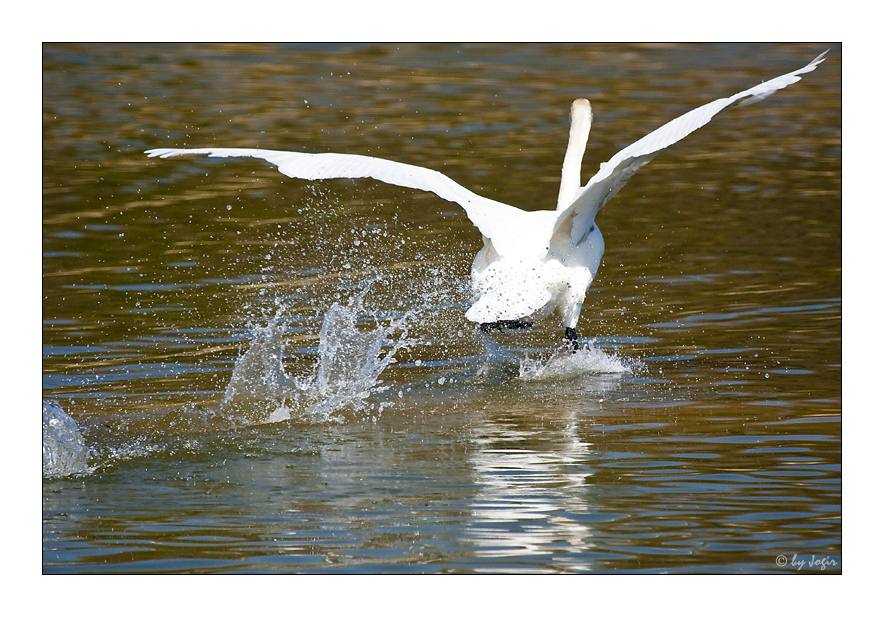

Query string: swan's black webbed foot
480 320 534 333
564 327 579 351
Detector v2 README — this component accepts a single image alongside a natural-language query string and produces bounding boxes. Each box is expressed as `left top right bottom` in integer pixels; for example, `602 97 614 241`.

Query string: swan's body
147 52 824 343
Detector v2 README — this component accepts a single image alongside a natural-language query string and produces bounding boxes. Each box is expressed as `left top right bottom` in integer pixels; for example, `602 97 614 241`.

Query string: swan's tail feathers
552 51 826 246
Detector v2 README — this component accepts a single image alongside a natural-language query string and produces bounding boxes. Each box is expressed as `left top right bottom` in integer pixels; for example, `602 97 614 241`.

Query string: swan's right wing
146 147 521 245
551 51 827 246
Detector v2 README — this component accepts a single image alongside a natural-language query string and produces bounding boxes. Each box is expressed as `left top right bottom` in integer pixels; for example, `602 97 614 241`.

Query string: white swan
147 52 825 345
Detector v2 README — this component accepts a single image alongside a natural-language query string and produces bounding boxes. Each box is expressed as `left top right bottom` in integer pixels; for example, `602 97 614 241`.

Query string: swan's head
570 98 593 131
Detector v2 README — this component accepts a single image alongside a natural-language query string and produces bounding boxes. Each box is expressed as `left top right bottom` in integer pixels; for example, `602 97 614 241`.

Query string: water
42 401 90 478
42 43 841 573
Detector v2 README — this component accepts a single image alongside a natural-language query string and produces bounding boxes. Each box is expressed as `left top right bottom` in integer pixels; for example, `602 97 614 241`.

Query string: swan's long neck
556 99 592 211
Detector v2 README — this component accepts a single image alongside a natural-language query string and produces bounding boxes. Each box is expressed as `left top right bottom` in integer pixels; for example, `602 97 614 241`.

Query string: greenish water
43 43 840 573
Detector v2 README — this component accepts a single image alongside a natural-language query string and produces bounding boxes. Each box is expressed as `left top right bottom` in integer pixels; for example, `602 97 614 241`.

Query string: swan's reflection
464 376 621 572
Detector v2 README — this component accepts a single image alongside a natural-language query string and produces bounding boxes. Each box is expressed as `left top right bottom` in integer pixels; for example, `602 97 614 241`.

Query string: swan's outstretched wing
552 51 827 246
145 147 521 243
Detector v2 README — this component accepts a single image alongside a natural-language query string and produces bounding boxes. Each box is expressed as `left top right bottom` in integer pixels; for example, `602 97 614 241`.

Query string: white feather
146 52 825 334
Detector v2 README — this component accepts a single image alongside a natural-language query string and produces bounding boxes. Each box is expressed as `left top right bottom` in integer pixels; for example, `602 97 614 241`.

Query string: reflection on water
43 43 840 573
467 407 598 572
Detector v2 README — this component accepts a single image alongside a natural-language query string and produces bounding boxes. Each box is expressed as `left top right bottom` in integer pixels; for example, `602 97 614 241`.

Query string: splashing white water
475 335 633 383
43 401 91 478
222 284 412 423
518 343 632 380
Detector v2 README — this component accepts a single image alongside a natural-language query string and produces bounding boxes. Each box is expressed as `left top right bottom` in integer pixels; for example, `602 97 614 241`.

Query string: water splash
518 343 633 380
221 283 412 424
310 291 410 418
43 401 91 478
474 335 633 383
221 318 312 424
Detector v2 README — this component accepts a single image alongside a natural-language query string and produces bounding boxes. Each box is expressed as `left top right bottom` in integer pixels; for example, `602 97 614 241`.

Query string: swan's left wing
552 51 826 246
145 147 521 243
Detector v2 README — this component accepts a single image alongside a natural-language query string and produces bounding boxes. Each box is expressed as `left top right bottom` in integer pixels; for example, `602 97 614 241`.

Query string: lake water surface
42 43 841 573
